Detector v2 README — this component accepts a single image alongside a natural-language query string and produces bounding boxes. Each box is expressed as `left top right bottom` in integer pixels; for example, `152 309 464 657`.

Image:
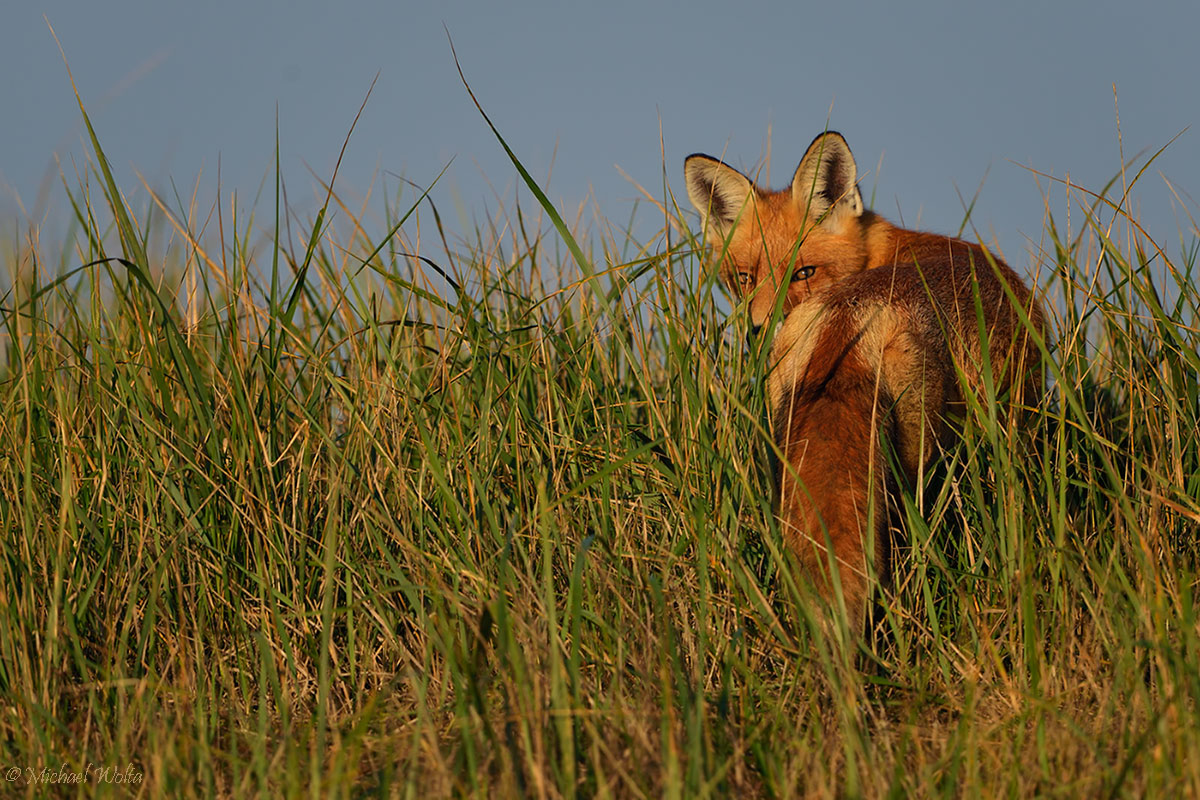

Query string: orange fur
686 132 1044 629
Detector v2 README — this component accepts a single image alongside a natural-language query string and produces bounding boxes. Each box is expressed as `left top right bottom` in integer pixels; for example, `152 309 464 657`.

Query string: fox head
685 132 869 328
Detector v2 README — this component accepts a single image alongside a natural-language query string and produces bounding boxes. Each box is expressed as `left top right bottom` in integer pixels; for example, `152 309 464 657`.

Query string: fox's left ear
791 131 863 221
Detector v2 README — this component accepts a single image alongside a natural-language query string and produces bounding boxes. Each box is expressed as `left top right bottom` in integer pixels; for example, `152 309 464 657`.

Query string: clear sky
4 1 1198 277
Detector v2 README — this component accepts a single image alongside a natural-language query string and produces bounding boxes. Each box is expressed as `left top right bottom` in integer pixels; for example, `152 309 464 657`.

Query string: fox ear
791 132 863 220
685 154 754 241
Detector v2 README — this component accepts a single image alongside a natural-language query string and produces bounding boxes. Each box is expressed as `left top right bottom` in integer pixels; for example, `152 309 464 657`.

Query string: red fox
685 132 1044 630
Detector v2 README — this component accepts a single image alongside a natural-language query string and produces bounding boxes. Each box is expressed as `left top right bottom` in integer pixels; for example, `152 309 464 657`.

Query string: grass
1 89 1199 799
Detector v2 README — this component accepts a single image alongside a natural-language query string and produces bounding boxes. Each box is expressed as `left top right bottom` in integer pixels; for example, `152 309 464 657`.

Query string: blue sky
4 1 1198 276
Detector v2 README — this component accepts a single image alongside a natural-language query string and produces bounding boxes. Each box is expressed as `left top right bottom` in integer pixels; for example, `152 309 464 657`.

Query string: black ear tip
807 131 851 152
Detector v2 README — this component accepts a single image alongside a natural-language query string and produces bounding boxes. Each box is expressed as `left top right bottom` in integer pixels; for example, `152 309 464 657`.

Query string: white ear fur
684 154 755 242
790 132 863 221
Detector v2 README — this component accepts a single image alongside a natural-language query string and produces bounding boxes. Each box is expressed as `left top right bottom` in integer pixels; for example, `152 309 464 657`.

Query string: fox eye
793 265 817 281
737 271 754 289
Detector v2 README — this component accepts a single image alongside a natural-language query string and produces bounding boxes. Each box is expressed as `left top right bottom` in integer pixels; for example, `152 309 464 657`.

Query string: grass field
2 92 1199 798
